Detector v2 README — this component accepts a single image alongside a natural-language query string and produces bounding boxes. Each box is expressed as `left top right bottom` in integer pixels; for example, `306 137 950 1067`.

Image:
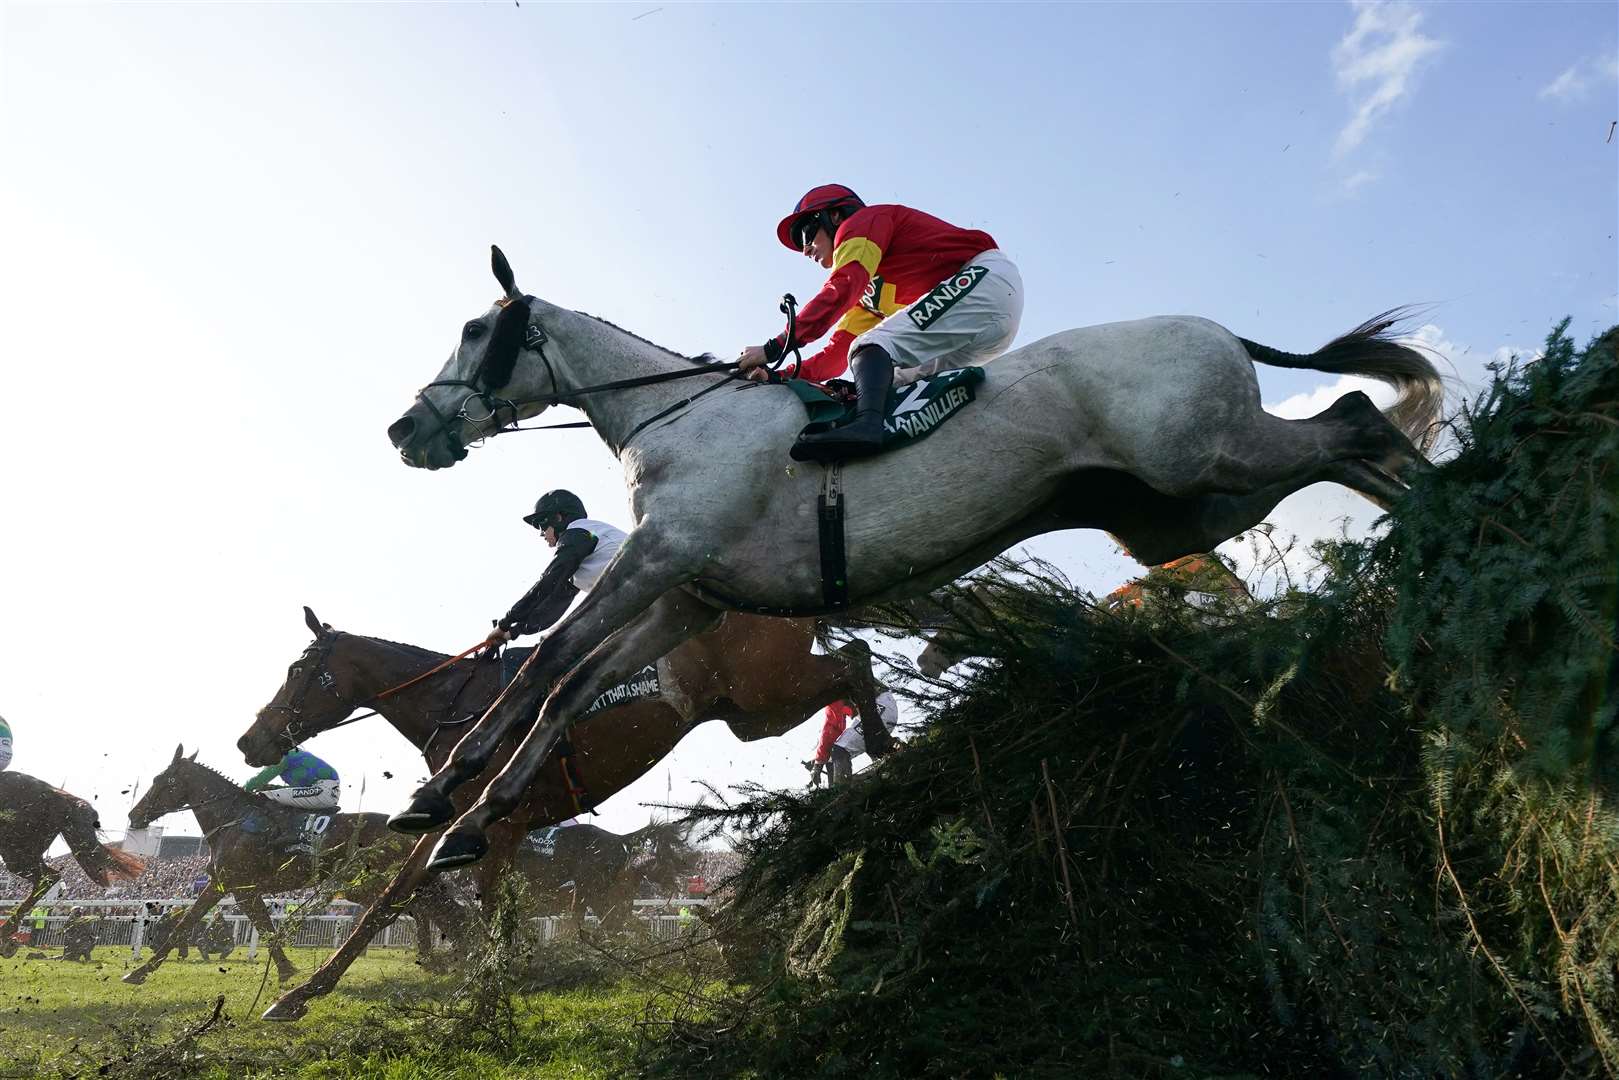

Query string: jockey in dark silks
485 489 627 646
244 748 340 811
0 714 11 772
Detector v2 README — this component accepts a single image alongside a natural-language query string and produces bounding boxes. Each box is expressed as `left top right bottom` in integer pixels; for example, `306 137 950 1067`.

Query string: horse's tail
59 800 148 886
1238 307 1444 450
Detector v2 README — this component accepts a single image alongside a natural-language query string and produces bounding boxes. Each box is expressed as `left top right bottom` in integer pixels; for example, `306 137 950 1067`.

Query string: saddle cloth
783 366 985 450
501 647 660 717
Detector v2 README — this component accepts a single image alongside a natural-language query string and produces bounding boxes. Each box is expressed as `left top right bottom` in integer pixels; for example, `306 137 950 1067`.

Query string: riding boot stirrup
790 345 895 463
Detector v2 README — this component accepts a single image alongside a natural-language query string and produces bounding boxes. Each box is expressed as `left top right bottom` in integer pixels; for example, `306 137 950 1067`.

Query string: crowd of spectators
0 854 212 901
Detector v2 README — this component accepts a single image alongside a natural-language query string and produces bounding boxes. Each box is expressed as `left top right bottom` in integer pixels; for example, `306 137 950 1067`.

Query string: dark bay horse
242 606 882 1020
121 747 468 985
515 821 698 934
0 771 146 956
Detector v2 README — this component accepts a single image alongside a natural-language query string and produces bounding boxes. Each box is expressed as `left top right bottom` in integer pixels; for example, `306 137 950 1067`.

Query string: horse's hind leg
1153 391 1420 502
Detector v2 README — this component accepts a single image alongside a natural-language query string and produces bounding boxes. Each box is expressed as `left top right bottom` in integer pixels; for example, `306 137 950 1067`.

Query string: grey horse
384 246 1440 869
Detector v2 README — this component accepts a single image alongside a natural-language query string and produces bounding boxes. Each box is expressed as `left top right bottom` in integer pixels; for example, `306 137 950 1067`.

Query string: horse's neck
176 764 252 835
344 638 454 752
546 308 720 454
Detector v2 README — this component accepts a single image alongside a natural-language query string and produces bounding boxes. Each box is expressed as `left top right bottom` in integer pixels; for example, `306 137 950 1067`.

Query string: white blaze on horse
385 246 1441 869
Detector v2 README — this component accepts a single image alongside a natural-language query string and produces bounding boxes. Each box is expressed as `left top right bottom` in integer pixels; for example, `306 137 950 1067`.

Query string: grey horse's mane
579 312 716 367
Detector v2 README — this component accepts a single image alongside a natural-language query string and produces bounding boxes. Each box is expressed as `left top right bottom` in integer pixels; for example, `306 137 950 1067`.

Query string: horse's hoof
276 967 299 983
261 997 307 1022
428 827 489 870
121 970 148 985
388 793 456 834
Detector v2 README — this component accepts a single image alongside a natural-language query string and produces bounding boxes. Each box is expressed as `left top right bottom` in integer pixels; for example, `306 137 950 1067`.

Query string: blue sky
1 1 1613 842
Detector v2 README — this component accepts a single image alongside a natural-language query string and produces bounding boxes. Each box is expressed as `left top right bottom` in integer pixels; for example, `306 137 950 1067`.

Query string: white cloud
1332 1 1443 158
1539 64 1587 102
1539 51 1618 102
1341 168 1380 195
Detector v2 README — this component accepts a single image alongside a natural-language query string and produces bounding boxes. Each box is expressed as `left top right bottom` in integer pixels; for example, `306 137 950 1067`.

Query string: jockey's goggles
792 212 827 251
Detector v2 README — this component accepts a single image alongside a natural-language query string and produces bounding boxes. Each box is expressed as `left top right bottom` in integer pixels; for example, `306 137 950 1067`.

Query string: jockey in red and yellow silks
738 184 1024 462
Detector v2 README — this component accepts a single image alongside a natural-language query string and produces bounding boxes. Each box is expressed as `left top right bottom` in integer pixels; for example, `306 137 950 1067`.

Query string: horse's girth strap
818 464 849 609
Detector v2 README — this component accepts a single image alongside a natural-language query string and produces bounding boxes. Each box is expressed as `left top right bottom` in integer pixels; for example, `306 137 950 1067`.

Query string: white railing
7 897 720 957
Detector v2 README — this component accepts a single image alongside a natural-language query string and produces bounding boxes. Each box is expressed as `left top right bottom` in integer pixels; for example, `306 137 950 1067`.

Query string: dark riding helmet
523 489 587 530
776 183 865 251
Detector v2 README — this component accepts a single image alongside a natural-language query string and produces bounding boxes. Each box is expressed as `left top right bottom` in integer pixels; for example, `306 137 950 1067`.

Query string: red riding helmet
776 183 865 251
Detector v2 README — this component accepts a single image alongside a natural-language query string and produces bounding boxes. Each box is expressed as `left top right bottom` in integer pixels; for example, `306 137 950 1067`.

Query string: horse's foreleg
262 834 437 1021
392 537 682 835
237 895 299 982
428 588 718 870
122 893 219 985
0 868 59 958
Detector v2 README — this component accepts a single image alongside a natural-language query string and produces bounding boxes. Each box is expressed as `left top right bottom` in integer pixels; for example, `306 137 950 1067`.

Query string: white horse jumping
385 247 1440 869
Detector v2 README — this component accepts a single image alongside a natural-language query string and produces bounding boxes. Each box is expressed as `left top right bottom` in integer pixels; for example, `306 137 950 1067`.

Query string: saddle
782 366 986 454
238 803 334 856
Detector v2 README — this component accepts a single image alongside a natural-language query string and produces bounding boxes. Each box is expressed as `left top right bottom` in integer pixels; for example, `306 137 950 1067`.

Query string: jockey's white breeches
853 249 1024 385
258 779 340 811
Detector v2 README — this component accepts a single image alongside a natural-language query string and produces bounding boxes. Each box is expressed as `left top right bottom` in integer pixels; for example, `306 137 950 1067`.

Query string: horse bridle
263 635 348 745
408 293 759 461
264 632 489 750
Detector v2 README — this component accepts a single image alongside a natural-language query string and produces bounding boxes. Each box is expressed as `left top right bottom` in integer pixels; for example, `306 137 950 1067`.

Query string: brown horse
514 821 698 935
241 606 882 1020
121 747 469 985
0 771 146 956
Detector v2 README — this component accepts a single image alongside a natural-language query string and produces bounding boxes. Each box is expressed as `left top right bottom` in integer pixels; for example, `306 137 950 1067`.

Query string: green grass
0 947 657 1079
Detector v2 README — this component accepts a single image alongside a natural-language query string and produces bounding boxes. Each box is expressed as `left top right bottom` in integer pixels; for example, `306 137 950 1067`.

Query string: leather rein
410 294 806 460
265 633 495 752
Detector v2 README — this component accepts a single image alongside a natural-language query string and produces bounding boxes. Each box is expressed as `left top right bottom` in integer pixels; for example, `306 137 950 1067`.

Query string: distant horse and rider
0 771 146 958
119 746 471 986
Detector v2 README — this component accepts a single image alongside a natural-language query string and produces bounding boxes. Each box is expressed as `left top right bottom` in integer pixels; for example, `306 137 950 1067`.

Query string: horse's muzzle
387 410 468 470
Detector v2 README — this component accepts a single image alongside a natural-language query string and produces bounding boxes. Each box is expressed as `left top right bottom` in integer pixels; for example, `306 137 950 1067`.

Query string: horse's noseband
410 296 557 461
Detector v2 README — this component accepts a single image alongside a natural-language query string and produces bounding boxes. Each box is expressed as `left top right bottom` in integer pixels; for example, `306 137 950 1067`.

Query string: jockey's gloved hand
803 760 824 787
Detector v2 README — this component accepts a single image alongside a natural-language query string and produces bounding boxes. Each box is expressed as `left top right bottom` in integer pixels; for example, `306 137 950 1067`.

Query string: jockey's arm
243 764 280 792
755 210 895 370
497 528 593 636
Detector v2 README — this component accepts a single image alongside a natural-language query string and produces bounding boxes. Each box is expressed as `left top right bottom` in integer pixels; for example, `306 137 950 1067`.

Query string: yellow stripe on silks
832 236 883 277
837 306 883 336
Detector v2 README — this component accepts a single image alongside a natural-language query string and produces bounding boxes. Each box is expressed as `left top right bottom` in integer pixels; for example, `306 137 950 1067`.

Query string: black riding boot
790 345 895 462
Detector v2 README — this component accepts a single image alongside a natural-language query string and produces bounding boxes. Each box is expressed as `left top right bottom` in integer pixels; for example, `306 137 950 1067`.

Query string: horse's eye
463 322 485 341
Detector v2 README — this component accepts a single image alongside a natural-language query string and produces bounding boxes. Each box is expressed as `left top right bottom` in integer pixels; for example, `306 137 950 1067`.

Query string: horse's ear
491 245 519 299
303 606 324 638
172 744 184 763
187 749 199 762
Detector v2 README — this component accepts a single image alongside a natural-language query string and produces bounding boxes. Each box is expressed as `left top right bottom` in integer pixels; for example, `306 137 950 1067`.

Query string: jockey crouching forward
807 688 900 786
484 489 626 647
736 184 1024 462
244 747 340 811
